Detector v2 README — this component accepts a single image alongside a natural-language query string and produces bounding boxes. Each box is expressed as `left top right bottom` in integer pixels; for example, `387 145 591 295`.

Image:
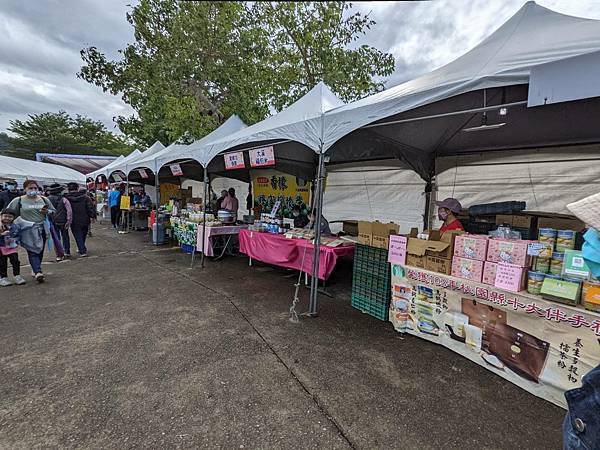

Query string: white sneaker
14 275 26 285
35 273 45 283
0 277 13 287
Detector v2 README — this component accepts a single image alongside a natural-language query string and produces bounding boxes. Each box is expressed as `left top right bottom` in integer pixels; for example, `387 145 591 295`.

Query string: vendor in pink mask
436 197 464 235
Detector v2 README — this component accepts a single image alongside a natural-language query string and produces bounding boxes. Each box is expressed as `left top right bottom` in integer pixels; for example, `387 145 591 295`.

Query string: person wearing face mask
562 192 600 450
435 197 464 235
292 205 309 228
7 180 55 283
0 181 20 211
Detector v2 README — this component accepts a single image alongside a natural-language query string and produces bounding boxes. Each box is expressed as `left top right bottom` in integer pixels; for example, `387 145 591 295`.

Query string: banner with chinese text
251 169 310 218
389 265 600 409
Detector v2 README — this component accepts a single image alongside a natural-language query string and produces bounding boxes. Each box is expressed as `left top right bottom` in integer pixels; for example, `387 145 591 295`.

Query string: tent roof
109 141 165 176
149 115 248 172
322 2 600 152
0 155 86 185
36 153 117 174
197 81 344 166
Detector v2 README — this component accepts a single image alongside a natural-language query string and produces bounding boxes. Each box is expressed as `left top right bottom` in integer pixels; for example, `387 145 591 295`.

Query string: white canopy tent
108 141 165 178
88 152 141 181
320 2 600 179
0 155 86 185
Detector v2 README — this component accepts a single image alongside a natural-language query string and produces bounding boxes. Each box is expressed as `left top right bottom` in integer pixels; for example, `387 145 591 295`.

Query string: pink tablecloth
196 225 247 257
238 229 355 280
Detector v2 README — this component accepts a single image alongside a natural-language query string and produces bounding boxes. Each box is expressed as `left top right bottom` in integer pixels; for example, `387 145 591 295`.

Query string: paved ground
0 222 565 449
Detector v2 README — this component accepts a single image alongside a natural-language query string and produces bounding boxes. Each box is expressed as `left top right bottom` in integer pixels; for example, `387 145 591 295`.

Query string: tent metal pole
308 150 325 316
360 100 527 130
200 166 208 269
154 171 160 244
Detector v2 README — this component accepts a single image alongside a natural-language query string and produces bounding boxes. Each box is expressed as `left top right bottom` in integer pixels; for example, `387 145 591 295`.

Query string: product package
487 239 532 267
454 234 489 261
451 256 484 283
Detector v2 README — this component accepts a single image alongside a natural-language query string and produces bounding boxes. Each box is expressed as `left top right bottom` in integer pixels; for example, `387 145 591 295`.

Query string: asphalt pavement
0 222 565 449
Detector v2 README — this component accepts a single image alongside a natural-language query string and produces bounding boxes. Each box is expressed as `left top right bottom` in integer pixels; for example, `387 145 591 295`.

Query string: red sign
256 177 269 184
224 151 245 170
169 163 183 176
249 146 275 167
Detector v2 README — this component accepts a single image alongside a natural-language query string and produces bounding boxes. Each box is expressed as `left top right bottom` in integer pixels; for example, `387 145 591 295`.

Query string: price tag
388 235 407 265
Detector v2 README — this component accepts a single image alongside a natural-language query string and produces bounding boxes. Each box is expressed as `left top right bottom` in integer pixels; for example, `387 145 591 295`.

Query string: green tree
5 111 134 159
79 1 394 147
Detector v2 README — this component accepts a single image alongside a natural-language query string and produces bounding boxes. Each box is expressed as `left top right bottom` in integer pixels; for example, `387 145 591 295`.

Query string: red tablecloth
238 229 354 280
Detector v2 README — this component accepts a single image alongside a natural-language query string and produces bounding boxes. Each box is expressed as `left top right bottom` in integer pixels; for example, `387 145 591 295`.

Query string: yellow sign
252 169 311 217
160 183 180 204
119 195 131 210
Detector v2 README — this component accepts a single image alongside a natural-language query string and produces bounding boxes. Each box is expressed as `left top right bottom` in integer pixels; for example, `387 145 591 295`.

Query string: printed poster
389 266 600 409
252 169 311 218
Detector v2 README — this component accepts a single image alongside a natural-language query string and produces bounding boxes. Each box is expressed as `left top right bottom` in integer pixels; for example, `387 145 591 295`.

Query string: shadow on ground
0 223 565 449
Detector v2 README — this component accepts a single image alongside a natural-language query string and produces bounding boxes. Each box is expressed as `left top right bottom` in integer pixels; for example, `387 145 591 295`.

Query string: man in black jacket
64 183 96 257
0 181 20 211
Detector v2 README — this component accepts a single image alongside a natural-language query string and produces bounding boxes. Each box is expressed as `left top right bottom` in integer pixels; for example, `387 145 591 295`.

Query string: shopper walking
7 180 55 283
108 185 121 229
0 208 26 287
64 183 96 257
47 183 73 260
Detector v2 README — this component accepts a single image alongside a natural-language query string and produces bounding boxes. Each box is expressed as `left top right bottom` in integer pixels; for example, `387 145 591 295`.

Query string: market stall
239 228 354 280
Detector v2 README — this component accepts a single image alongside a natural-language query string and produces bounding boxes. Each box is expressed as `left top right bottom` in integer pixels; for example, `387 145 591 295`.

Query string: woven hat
48 183 64 194
567 192 600 231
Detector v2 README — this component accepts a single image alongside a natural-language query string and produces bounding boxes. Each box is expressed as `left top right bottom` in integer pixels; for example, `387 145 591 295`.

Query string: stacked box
351 244 391 321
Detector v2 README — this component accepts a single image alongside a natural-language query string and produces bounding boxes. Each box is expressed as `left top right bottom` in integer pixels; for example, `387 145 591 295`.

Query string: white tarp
196 82 344 166
110 141 165 176
528 49 600 107
0 155 86 185
435 144 600 214
88 151 142 180
323 161 426 233
153 115 247 172
322 2 600 152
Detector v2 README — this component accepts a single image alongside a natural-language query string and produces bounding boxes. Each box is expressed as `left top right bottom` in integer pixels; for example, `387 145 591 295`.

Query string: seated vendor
292 205 309 228
134 190 152 208
436 197 464 235
305 208 332 235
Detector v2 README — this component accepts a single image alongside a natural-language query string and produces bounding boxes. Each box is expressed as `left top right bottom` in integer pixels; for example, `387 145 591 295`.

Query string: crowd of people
0 180 97 286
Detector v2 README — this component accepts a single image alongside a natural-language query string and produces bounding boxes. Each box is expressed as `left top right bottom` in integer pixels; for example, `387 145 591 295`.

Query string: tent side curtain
435 144 600 214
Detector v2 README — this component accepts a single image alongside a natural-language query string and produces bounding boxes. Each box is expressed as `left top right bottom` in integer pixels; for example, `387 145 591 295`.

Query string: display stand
389 265 600 409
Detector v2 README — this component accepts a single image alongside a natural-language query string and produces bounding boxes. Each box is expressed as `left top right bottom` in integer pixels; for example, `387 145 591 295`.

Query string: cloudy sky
1 0 599 134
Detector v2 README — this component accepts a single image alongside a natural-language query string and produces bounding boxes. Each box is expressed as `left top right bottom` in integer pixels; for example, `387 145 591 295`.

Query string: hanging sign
249 146 275 167
138 169 148 179
388 235 408 265
224 151 245 170
169 163 183 176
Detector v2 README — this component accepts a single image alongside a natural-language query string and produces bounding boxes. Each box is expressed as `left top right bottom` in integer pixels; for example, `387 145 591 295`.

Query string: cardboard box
406 232 451 268
487 239 532 267
371 222 400 249
451 256 484 283
454 234 489 261
495 214 534 229
494 263 528 293
357 221 373 246
425 256 452 275
343 220 358 236
537 216 585 232
541 277 581 306
425 229 462 259
406 253 426 269
482 261 497 286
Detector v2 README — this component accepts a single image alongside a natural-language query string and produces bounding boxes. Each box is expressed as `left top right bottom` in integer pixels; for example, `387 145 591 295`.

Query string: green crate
351 294 389 321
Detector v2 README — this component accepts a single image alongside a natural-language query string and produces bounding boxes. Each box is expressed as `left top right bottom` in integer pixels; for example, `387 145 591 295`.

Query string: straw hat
567 192 600 231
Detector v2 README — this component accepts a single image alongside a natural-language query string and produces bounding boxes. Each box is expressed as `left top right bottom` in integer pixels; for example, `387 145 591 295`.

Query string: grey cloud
2 0 600 135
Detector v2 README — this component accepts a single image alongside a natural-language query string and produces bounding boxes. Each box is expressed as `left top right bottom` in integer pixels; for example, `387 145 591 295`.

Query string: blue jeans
27 229 46 274
70 224 89 255
58 226 71 255
563 363 600 449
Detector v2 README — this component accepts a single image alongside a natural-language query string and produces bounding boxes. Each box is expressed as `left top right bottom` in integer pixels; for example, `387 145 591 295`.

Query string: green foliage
4 111 134 160
79 1 394 147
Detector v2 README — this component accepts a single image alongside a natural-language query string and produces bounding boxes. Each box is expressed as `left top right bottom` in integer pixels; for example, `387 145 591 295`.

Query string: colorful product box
451 256 484 283
482 261 497 286
453 234 489 261
494 262 528 293
486 239 532 267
